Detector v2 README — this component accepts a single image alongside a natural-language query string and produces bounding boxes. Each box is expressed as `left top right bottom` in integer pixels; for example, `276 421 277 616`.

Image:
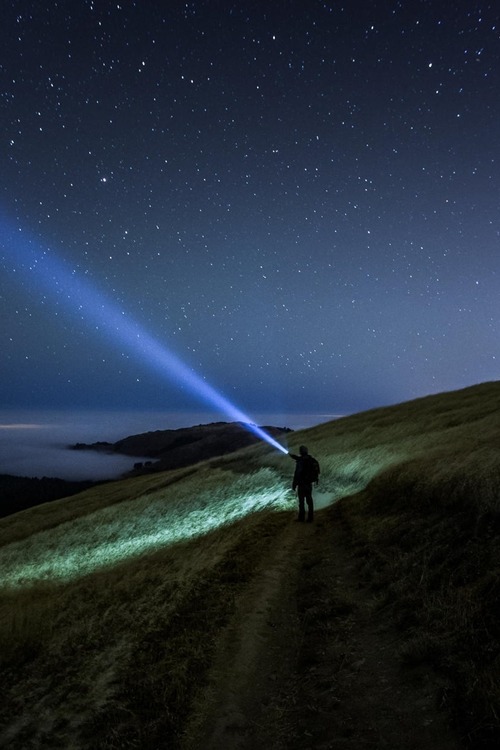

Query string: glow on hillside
0 470 291 590
0 215 288 455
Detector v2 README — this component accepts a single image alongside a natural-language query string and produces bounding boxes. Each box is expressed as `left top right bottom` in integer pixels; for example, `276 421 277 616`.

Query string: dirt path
184 506 465 749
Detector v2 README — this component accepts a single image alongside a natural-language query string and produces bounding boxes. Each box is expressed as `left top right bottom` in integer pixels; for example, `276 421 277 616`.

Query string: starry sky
1 0 499 418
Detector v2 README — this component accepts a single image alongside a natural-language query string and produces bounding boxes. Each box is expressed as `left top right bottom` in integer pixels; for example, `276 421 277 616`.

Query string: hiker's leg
306 486 314 522
297 487 306 521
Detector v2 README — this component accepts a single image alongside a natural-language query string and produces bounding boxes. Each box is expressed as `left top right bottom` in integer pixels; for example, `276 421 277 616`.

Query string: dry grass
331 384 500 748
0 380 499 747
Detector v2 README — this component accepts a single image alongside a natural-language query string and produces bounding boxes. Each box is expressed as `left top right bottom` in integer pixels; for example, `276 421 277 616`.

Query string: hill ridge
0 380 499 747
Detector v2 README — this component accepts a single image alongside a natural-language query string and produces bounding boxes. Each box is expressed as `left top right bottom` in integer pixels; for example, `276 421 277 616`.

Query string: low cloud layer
0 410 330 480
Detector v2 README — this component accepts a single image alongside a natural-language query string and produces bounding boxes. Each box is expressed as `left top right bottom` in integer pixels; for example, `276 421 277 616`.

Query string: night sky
1 0 499 418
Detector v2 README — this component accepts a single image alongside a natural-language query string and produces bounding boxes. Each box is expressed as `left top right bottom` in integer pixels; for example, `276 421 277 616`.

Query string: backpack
303 455 320 484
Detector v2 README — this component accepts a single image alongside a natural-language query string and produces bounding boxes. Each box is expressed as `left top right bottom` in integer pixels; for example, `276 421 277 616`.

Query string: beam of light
0 215 288 454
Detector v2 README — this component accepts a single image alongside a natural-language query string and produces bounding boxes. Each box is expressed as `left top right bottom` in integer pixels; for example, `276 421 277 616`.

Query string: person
289 445 320 522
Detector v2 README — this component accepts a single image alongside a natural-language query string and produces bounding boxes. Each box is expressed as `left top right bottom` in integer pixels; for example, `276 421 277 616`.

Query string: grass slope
0 381 499 748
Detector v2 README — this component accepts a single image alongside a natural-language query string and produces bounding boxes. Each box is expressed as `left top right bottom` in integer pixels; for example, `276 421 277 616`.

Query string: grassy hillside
0 381 499 748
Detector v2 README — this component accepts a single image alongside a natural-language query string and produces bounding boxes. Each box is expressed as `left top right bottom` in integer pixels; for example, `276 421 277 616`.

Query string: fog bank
0 410 336 480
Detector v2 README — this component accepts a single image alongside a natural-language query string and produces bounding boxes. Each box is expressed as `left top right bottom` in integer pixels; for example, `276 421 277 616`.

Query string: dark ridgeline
0 474 98 519
72 421 292 474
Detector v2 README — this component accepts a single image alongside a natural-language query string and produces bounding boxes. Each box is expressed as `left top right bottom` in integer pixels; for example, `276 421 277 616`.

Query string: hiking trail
183 505 465 749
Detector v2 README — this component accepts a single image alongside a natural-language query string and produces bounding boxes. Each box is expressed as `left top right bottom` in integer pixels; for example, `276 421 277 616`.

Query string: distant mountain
71 421 292 474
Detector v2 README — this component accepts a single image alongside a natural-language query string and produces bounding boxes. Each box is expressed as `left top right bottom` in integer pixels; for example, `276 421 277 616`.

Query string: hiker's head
299 445 308 456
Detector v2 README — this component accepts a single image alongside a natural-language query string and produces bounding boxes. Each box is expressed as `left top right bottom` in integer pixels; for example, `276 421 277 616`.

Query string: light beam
0 215 288 454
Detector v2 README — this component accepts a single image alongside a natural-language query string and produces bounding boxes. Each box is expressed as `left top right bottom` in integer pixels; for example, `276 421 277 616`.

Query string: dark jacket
291 453 320 490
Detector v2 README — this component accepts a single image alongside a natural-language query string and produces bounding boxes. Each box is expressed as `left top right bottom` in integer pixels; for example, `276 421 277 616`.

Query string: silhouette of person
289 445 320 522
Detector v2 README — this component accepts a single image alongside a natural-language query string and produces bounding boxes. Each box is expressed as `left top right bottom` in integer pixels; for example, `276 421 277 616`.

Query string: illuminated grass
0 468 291 589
